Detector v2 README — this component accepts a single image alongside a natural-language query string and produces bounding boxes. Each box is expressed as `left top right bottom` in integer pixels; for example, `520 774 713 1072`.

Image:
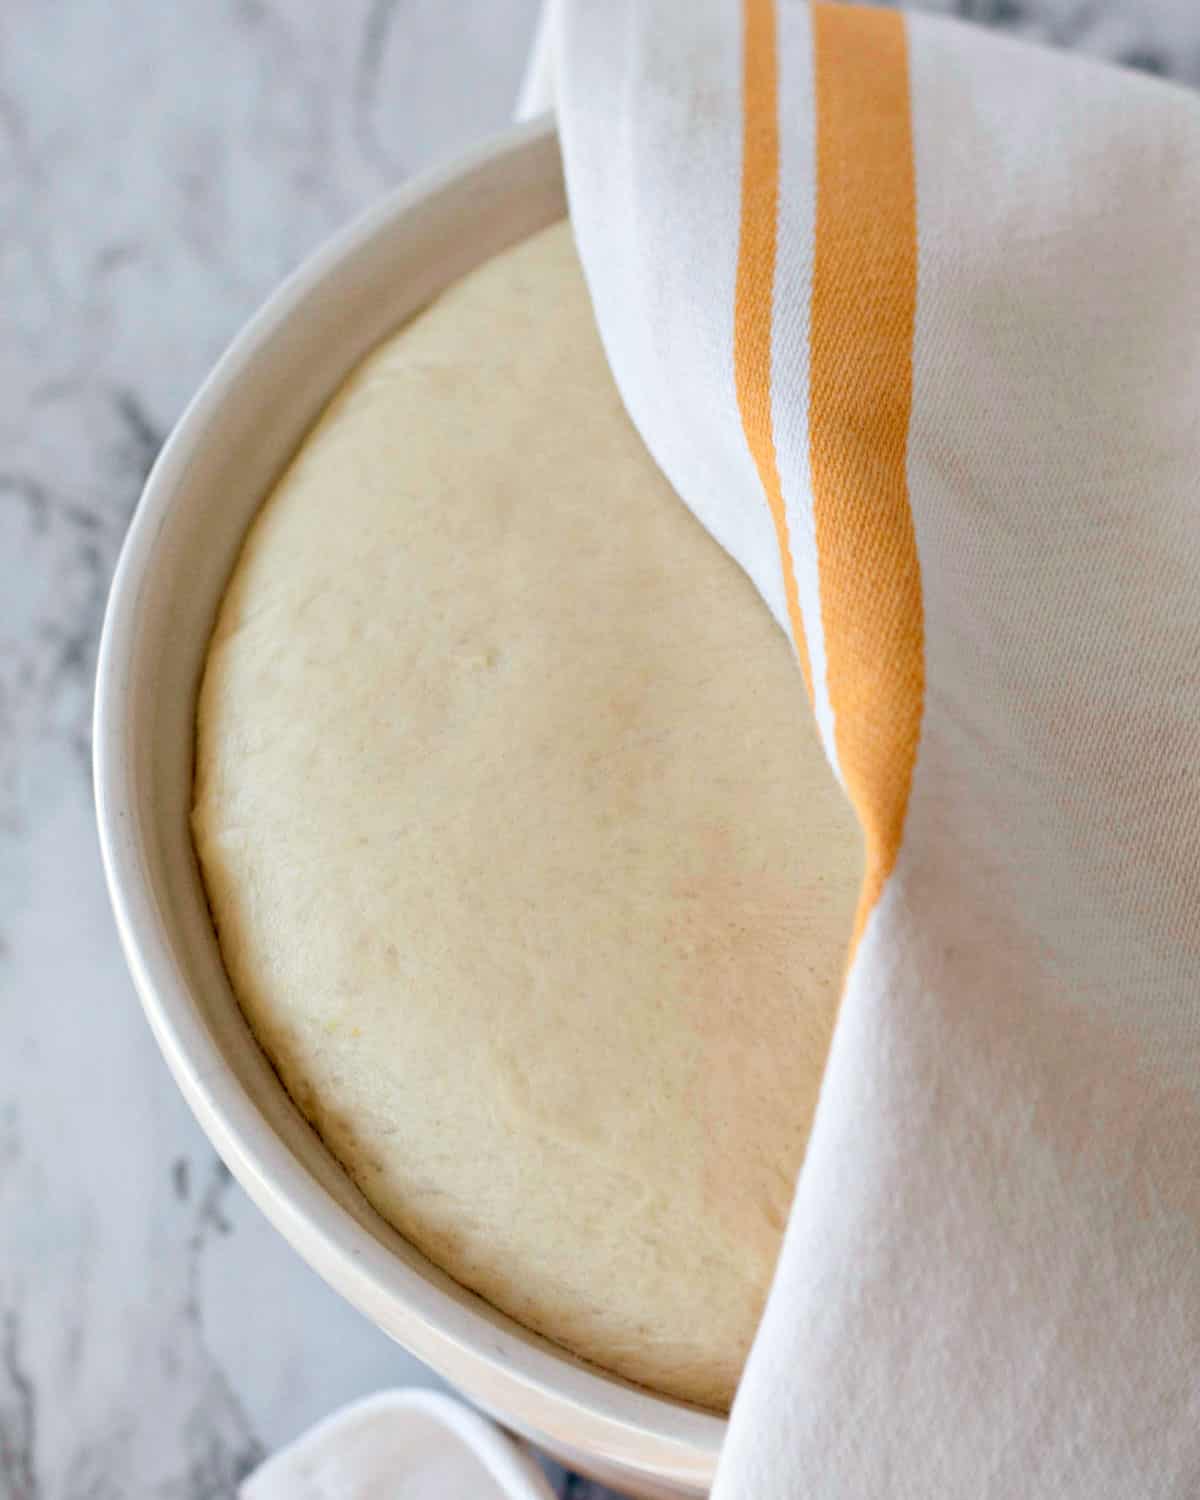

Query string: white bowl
93 117 724 1499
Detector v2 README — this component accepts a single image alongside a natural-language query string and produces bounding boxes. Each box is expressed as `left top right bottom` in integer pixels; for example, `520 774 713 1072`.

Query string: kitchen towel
543 1 1200 1495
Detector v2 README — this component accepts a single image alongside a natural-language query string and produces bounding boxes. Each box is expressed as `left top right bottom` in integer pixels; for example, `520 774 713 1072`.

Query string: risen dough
192 221 861 1410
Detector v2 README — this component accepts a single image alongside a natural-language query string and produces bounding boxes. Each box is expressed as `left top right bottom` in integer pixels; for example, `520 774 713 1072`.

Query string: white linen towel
547 2 1200 1495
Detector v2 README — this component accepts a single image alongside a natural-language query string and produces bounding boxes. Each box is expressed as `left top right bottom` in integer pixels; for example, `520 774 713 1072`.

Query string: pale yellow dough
192 221 861 1411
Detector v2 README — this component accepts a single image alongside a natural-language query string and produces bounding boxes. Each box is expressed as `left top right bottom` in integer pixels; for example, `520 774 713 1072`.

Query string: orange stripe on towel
809 2 924 952
735 0 813 697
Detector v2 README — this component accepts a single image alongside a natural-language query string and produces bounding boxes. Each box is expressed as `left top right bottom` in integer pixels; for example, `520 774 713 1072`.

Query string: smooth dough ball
192 220 861 1411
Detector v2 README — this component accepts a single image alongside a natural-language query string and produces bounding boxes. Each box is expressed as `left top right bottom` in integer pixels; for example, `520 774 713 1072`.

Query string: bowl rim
93 114 724 1491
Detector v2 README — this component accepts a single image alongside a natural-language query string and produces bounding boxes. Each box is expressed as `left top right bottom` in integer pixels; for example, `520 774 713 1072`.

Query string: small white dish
241 1389 558 1500
93 116 722 1498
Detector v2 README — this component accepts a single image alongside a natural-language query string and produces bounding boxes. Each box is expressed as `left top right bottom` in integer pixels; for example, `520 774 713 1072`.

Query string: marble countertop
2 2 1198 1496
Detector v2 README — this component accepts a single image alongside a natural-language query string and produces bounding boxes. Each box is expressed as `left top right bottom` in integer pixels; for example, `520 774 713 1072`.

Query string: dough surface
193 220 861 1411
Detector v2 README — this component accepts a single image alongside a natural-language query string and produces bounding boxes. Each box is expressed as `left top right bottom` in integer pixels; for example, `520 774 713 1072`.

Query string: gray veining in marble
2 1 1199 1497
